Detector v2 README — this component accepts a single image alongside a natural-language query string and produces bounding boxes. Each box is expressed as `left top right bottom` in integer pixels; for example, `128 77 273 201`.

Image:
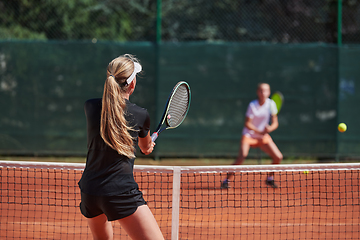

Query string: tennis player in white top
222 83 283 188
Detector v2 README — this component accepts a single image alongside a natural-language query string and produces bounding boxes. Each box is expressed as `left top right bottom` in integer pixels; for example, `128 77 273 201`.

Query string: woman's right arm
138 132 155 155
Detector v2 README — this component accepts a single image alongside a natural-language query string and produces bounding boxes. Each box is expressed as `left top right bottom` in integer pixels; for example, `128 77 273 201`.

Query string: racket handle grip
151 132 158 142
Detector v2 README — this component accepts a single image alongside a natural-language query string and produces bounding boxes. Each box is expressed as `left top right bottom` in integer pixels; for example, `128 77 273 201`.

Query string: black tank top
78 98 150 196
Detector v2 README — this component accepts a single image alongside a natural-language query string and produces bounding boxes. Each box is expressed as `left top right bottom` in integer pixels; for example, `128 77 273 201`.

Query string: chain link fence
1 0 359 43
1 0 360 158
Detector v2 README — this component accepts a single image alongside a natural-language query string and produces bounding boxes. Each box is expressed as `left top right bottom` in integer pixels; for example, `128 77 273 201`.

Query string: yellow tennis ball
303 171 309 175
338 123 347 133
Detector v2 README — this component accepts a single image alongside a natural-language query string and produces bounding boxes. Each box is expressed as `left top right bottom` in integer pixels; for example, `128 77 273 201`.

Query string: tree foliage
0 0 156 41
0 0 359 43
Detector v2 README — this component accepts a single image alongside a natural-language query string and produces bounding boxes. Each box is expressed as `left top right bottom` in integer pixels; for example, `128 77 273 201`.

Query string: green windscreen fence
337 46 360 158
0 41 359 159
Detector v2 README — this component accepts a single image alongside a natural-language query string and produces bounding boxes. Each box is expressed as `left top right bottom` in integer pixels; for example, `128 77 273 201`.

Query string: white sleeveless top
242 98 278 139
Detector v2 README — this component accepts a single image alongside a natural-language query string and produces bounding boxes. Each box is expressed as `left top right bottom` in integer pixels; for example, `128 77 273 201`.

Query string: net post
171 166 181 240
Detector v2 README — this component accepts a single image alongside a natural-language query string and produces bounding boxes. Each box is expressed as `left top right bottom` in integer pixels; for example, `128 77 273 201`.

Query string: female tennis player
222 83 283 189
78 54 164 240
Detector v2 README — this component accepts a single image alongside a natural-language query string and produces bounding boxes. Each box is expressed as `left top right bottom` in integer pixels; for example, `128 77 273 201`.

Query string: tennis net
1 160 359 239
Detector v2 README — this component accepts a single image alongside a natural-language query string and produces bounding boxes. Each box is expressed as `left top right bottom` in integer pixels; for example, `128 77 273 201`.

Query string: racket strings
167 84 189 127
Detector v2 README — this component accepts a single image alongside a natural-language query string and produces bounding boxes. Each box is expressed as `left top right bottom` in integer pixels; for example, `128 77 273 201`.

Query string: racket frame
151 81 191 141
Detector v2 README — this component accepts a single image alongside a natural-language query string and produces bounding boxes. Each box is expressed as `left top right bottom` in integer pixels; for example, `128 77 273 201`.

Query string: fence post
156 0 162 44
153 0 162 160
335 0 342 162
337 0 342 46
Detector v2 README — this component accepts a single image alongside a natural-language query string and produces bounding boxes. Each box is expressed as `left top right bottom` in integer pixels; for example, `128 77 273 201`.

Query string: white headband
126 62 142 85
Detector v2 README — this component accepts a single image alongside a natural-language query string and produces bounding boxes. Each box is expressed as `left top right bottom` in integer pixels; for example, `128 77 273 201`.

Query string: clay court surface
1 165 359 239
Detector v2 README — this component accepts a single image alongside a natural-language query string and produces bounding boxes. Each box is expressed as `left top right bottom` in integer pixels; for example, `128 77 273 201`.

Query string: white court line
4 222 81 226
5 221 359 227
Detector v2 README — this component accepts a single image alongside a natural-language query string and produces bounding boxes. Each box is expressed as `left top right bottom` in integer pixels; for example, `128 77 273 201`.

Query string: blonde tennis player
79 54 164 240
222 83 283 188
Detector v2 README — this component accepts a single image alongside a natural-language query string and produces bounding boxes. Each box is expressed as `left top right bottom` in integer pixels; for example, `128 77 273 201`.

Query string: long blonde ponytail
100 54 140 158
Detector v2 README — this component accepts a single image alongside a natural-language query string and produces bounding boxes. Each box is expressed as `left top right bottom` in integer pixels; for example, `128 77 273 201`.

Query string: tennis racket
271 91 284 113
151 81 191 142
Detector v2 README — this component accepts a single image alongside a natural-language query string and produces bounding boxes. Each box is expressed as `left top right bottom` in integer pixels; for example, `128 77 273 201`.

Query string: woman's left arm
266 114 279 133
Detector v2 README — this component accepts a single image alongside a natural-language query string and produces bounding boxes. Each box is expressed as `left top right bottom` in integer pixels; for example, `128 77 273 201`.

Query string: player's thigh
118 205 164 240
260 140 283 162
87 214 113 240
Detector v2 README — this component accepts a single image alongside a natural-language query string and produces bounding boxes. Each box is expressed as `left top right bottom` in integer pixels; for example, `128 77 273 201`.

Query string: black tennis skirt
80 188 147 221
